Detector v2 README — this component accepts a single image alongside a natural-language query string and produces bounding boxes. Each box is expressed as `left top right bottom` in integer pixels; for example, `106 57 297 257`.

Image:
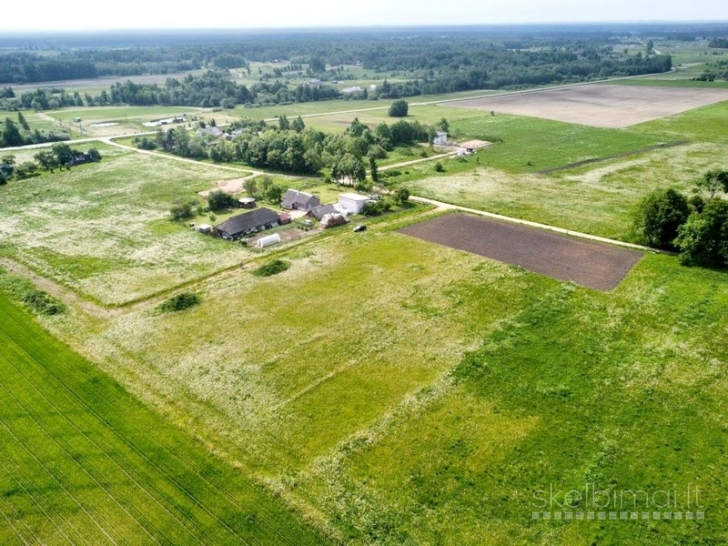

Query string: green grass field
0 291 325 545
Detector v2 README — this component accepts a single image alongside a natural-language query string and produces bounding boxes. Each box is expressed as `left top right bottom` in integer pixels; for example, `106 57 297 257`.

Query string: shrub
434 162 444 173
22 290 66 315
388 99 409 117
207 190 236 211
252 259 290 277
157 293 200 313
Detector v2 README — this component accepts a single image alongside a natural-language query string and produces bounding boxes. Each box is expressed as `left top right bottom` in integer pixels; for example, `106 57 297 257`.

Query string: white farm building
338 193 371 214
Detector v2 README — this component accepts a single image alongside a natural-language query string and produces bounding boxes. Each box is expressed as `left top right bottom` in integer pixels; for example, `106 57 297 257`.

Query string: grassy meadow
0 142 254 305
35 223 728 545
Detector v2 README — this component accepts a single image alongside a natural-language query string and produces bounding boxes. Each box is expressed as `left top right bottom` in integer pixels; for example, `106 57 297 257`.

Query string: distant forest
0 25 706 110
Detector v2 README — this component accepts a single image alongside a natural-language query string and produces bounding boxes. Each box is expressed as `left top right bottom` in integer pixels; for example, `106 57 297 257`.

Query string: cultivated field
444 84 728 128
399 213 643 291
0 292 324 545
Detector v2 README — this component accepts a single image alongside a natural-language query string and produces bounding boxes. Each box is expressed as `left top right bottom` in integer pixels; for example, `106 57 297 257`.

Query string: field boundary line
409 196 666 254
536 140 690 175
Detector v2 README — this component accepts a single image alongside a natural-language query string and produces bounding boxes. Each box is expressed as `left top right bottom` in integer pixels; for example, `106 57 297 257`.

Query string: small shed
256 233 282 248
433 131 448 146
338 193 371 214
279 213 292 225
238 197 256 209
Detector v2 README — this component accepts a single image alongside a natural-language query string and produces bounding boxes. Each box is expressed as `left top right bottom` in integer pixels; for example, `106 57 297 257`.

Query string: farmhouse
281 189 320 211
338 193 371 214
214 207 280 240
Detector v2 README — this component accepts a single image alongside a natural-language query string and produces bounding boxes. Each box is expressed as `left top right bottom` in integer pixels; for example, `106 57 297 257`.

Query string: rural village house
214 207 280 240
281 189 321 211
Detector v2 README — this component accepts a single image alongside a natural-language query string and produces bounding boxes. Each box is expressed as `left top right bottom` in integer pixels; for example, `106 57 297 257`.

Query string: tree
2 118 24 147
17 111 30 131
633 188 690 249
34 150 59 172
291 116 305 133
369 156 379 182
51 142 73 166
388 99 409 117
264 184 284 204
243 178 258 196
675 200 728 268
695 169 728 200
86 148 102 162
394 187 410 205
1 154 15 167
0 171 5 185
332 153 366 185
435 117 449 132
278 114 290 131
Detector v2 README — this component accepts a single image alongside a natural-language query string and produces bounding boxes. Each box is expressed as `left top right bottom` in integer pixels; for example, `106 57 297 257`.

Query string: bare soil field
444 84 728 128
398 213 643 291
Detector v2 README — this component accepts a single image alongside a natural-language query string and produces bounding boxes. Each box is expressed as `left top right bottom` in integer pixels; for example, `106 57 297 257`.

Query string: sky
5 0 728 31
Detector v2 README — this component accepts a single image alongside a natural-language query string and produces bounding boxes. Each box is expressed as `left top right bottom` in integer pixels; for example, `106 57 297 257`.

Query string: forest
0 26 676 107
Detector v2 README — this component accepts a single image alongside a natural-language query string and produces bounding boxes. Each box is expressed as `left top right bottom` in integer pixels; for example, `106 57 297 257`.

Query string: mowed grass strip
0 294 326 546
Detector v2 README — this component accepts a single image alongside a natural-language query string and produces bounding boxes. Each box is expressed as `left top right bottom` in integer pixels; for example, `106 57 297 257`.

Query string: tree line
135 116 432 180
633 170 728 268
1 114 70 149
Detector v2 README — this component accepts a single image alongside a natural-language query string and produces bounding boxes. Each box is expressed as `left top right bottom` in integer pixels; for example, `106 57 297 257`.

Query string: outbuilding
338 193 371 214
433 131 448 146
281 189 321 211
256 233 282 248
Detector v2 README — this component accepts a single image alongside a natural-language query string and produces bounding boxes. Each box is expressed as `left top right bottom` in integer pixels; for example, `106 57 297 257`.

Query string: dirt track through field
399 213 643 291
444 84 728 128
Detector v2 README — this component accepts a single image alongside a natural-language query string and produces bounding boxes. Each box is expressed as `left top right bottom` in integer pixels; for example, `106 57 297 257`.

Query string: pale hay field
0 144 252 305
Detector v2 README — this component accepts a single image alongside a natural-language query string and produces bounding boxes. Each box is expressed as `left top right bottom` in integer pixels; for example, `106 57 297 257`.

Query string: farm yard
2 35 728 546
398 213 644 291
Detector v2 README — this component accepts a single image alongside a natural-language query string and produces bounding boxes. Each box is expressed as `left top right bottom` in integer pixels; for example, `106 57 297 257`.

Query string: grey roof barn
215 208 280 240
281 189 320 211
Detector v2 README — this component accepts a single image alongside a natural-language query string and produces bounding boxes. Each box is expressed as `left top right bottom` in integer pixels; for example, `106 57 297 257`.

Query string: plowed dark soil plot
399 214 643 291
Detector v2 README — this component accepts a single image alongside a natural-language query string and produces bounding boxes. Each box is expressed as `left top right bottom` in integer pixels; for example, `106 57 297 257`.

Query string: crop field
0 143 253 306
443 84 728 128
398 213 643 291
0 292 324 545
